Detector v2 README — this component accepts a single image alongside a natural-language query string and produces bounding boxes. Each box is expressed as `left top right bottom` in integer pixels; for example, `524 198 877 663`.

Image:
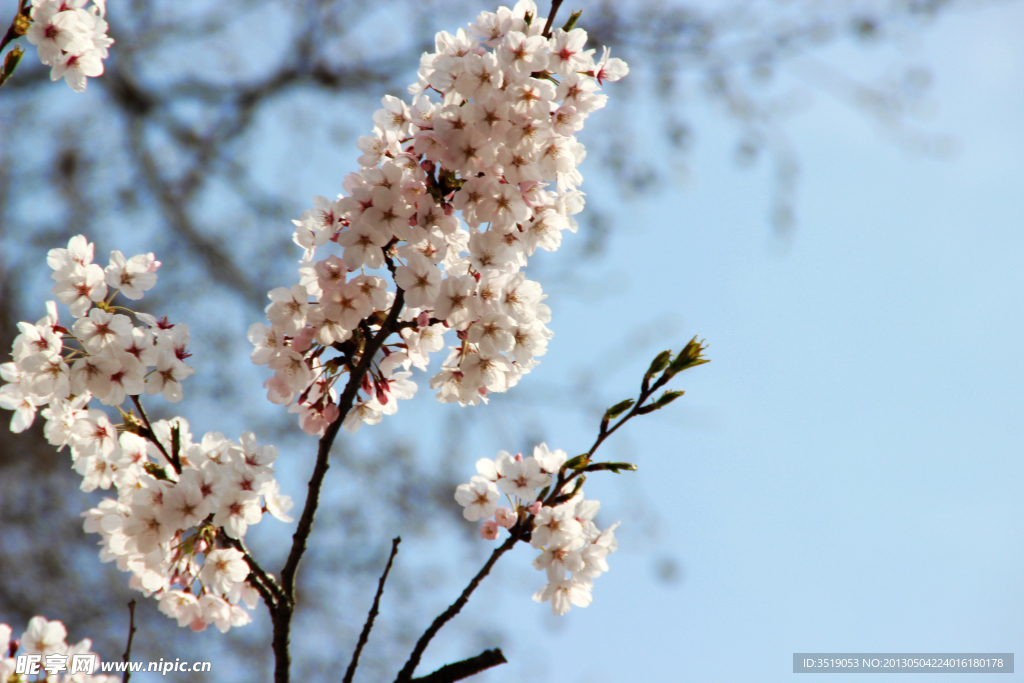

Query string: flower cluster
1 234 178 434
1 616 115 682
0 235 294 633
24 0 113 92
252 0 627 435
80 421 294 633
455 443 620 615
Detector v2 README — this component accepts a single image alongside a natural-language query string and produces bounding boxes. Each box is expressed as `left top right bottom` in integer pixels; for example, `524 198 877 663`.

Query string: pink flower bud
417 311 431 328
495 507 516 529
291 327 315 353
527 501 542 515
479 519 499 540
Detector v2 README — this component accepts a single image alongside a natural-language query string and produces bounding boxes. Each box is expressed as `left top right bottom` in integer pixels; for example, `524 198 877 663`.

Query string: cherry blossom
26 0 114 92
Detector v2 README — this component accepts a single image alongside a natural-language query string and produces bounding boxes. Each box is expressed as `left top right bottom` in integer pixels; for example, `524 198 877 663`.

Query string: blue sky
477 2 1024 681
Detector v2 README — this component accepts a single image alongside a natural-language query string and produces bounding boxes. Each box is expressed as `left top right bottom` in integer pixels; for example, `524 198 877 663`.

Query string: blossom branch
411 649 507 683
272 288 407 683
121 600 137 683
0 4 636 677
395 532 520 683
280 286 407 599
343 536 401 683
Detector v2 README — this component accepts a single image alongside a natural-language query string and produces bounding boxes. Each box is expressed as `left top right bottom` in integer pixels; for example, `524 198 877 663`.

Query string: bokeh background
1 0 1021 681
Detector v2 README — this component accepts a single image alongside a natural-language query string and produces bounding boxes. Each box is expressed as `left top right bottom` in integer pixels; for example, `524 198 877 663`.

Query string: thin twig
121 600 137 683
411 649 507 683
225 535 286 608
343 537 401 683
129 395 180 474
394 533 519 683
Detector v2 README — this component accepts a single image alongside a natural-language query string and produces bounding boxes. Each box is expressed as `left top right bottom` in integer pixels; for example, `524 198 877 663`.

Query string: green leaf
0 46 25 89
143 462 170 481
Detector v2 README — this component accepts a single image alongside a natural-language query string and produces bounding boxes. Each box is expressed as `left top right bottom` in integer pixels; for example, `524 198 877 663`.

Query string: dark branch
411 649 507 683
280 286 407 600
121 600 137 683
541 0 565 38
395 533 519 683
225 535 286 609
343 537 401 683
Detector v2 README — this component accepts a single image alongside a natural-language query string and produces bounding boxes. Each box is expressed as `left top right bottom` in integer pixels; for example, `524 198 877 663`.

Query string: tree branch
394 533 519 683
225 535 286 609
280 286 406 599
411 649 507 683
343 536 401 683
541 0 565 38
121 600 137 683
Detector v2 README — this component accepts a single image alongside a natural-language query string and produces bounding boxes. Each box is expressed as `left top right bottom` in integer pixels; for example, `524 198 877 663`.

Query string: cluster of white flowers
0 235 294 633
455 443 620 615
253 0 627 436
1 234 180 433
25 0 113 92
80 422 294 633
1 616 116 682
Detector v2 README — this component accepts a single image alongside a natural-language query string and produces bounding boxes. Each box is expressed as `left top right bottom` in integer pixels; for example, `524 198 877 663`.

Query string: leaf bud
563 454 591 470
604 398 634 421
646 350 673 377
582 461 638 474
562 10 583 32
653 389 684 408
667 336 709 375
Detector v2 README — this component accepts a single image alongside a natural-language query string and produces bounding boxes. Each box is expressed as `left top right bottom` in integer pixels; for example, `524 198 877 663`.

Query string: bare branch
121 600 137 683
344 537 401 683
